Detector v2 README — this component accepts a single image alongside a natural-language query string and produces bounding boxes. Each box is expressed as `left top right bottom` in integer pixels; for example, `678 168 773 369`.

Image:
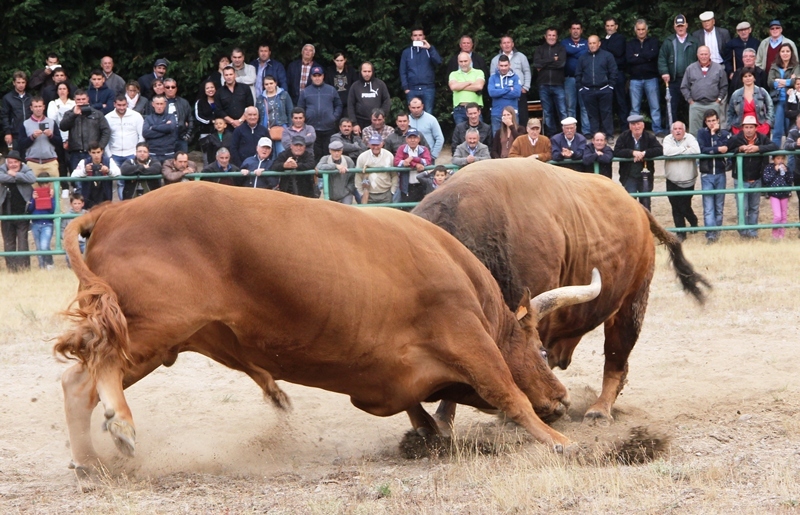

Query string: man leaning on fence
614 114 663 211
728 115 777 239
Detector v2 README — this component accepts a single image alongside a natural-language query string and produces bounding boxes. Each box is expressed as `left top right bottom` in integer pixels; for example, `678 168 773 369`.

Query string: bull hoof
539 402 568 424
583 410 613 427
267 389 292 411
105 418 136 457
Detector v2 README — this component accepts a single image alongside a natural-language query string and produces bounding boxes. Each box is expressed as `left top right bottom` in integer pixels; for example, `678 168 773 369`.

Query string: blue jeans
773 101 787 147
111 154 133 201
733 179 761 238
406 87 435 114
565 77 591 136
623 172 653 211
539 85 567 136
629 78 664 133
31 222 54 268
452 105 468 126
701 173 726 240
581 88 614 138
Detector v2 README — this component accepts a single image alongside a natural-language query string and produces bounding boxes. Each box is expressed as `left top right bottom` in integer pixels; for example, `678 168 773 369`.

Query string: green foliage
0 0 796 126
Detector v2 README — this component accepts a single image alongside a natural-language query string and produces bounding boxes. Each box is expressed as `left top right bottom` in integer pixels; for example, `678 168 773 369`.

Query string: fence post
735 154 744 229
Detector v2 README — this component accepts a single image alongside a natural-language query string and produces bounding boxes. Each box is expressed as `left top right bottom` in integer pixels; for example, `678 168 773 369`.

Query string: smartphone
412 40 424 47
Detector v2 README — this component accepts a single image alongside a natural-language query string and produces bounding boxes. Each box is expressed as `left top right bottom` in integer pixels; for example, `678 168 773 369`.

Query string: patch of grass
376 483 391 498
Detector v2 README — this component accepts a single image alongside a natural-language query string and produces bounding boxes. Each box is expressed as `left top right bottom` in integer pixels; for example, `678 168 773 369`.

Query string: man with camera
59 89 111 172
70 142 120 208
30 54 61 94
18 96 62 178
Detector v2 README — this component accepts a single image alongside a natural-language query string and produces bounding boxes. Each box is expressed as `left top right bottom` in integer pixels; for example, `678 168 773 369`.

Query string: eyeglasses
164 85 176 89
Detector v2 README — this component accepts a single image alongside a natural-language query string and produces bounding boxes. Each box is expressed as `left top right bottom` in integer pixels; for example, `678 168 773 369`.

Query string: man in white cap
240 137 276 189
355 133 397 204
550 116 586 171
723 21 761 79
692 12 730 66
727 115 777 238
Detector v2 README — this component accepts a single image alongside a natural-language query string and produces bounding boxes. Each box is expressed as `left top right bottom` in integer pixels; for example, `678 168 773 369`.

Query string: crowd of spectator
2 14 800 271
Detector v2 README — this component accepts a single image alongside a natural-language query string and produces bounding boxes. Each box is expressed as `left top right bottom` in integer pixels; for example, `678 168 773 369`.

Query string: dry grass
1 233 800 513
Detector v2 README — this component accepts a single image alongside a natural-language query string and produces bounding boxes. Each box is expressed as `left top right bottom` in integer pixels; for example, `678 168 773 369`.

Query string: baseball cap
257 137 272 148
368 133 383 145
291 135 307 146
310 66 324 75
674 14 687 26
154 58 169 68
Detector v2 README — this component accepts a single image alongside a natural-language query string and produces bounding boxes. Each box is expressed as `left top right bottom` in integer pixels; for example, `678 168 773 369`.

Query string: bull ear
531 268 601 322
515 287 532 321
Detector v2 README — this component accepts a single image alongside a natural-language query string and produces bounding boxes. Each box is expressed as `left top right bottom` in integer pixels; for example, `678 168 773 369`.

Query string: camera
91 163 102 175
80 105 92 116
39 122 48 131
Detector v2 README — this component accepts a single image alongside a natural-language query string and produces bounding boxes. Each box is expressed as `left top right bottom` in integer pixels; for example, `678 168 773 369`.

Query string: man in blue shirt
400 27 442 115
563 22 590 137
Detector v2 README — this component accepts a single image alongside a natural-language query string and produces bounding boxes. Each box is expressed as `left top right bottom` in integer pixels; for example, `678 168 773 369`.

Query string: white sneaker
61 189 70 199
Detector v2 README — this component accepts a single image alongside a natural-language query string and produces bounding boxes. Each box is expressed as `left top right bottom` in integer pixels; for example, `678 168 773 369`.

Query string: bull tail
53 204 132 377
645 209 711 304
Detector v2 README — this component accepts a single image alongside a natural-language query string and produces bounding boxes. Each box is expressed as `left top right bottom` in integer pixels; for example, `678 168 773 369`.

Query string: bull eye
540 349 548 360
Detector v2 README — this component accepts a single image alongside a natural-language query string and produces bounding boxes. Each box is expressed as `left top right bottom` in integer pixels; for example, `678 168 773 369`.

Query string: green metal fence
1 151 799 258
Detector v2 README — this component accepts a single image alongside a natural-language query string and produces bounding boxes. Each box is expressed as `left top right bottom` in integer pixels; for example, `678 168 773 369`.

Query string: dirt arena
1 174 799 513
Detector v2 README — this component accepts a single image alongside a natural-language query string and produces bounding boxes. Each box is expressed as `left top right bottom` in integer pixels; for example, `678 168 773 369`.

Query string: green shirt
449 68 485 107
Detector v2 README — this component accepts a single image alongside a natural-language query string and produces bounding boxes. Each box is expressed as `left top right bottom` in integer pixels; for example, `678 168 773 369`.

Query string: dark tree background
0 0 789 128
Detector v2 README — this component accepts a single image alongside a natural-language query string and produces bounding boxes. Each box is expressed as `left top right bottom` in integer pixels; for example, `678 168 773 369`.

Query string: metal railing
1 151 798 258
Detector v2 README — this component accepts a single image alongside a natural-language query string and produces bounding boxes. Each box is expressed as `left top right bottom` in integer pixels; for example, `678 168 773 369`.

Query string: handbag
269 125 284 140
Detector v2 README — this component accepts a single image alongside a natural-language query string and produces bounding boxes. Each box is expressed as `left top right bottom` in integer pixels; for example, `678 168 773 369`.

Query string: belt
27 157 57 164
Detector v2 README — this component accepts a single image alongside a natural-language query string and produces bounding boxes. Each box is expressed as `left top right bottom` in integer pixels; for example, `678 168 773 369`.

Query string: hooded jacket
298 82 342 133
347 78 391 125
488 70 522 116
400 45 442 90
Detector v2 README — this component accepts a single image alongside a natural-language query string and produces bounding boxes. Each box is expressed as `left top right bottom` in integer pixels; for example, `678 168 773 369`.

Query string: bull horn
531 268 601 321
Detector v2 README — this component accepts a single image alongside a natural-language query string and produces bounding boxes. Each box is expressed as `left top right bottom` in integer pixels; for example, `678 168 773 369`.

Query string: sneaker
61 189 70 199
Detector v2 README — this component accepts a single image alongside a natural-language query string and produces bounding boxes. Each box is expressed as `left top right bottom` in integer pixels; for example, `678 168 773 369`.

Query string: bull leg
585 283 650 425
432 401 456 436
241 364 291 410
63 355 163 470
406 404 441 437
62 363 101 472
457 348 571 451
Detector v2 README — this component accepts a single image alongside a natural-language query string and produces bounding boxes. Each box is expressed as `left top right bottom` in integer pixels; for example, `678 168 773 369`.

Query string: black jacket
1 91 32 136
59 107 111 152
217 83 253 122
271 148 316 197
119 157 162 199
166 96 195 141
626 37 660 81
533 43 566 86
601 33 627 71
614 130 663 182
728 132 777 182
346 78 392 127
575 49 617 89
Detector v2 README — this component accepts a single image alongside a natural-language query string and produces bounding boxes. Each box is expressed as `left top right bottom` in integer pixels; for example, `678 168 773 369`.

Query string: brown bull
412 159 710 427
54 181 602 471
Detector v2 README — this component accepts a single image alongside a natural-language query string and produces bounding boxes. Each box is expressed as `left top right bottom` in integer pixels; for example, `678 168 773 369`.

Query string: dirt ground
1 163 799 513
